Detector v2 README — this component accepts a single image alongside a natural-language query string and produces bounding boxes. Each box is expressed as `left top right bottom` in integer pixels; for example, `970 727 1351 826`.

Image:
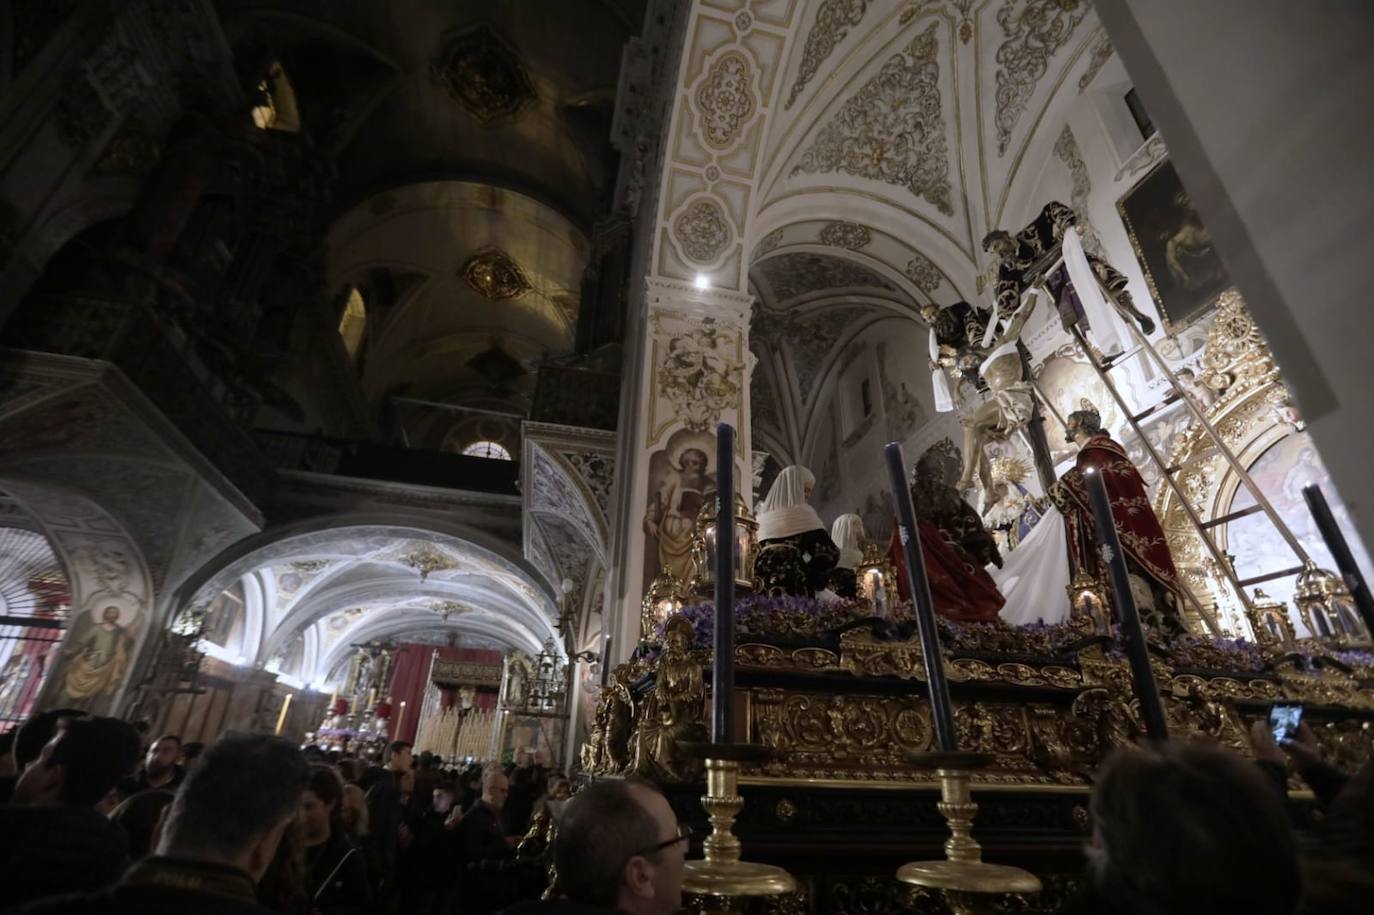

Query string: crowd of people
0 705 1371 915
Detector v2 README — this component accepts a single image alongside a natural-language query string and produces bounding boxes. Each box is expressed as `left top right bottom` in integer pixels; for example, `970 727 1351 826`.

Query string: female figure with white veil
827 513 866 599
754 466 840 597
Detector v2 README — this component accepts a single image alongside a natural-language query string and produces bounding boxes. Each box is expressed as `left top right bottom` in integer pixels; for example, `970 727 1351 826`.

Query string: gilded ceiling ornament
400 547 455 580
1078 30 1114 93
430 24 534 124
1052 125 1105 258
792 22 953 217
756 228 785 257
818 221 872 250
289 559 329 574
785 0 869 110
734 11 753 32
461 246 532 300
671 197 733 265
757 252 895 303
429 600 469 621
903 252 944 292
561 450 615 517
994 0 1089 155
653 316 744 432
693 50 757 150
951 0 977 43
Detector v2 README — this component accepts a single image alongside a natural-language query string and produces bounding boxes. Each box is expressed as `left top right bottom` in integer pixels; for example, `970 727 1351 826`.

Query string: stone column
610 276 752 662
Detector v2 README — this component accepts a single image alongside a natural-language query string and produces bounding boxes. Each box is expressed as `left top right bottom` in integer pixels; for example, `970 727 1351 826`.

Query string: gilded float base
684 757 797 898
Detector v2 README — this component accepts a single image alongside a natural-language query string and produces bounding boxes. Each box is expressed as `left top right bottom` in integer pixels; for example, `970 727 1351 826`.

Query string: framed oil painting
1116 158 1233 331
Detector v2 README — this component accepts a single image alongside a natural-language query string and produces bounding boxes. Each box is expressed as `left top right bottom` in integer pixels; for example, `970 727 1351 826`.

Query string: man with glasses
507 779 689 915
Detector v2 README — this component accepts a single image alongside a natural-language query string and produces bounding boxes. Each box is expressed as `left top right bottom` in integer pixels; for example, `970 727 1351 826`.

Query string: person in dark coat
16 732 308 915
0 715 141 907
458 767 517 915
301 764 371 915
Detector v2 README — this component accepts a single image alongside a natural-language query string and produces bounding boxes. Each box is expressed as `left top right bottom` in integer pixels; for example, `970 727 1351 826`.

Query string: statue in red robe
1053 402 1186 634
887 441 1006 623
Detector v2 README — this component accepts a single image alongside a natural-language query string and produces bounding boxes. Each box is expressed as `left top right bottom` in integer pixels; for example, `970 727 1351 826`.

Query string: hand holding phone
1269 702 1304 744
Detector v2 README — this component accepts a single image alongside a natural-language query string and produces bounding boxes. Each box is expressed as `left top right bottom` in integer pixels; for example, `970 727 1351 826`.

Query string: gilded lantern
856 541 900 619
1245 588 1295 646
690 493 758 595
1294 561 1367 644
641 571 688 644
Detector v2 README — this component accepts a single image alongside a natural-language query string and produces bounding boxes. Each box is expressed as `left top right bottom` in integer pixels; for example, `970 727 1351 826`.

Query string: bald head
554 780 685 915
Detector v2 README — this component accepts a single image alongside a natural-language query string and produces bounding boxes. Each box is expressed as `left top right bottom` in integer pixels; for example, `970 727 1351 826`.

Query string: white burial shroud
990 504 1072 626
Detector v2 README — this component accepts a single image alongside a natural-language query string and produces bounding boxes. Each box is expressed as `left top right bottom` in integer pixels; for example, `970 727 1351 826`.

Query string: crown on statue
990 456 1032 486
1065 398 1104 441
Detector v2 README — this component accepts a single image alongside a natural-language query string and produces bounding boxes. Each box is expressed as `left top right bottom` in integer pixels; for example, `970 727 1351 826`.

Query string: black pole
711 422 736 744
1083 468 1169 741
599 635 612 688
1302 484 1374 637
1019 342 1058 495
884 442 958 753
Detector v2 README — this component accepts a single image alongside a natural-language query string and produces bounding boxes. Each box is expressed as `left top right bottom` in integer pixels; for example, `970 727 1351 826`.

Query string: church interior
1 0 1373 912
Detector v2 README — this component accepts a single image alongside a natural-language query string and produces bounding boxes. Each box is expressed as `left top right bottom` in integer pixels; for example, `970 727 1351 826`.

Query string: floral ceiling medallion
819 221 872 250
693 49 757 150
461 246 532 301
786 0 869 110
904 252 944 293
672 196 733 265
400 547 455 580
792 22 953 216
431 24 534 124
994 0 1089 154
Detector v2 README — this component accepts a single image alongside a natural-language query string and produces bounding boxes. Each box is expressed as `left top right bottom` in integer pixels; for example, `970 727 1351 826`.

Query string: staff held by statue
1083 467 1169 741
712 422 736 744
884 442 958 753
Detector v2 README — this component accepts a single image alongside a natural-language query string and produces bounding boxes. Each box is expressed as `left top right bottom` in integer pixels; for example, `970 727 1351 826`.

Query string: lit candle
884 443 957 753
1083 467 1169 740
712 422 736 744
274 693 293 735
1303 483 1374 636
395 700 407 740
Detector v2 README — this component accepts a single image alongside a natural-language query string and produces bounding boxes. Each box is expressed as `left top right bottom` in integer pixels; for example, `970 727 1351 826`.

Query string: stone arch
0 474 155 715
174 513 560 691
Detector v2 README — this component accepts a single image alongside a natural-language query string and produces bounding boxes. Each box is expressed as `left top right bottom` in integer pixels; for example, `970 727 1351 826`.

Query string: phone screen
1269 703 1303 743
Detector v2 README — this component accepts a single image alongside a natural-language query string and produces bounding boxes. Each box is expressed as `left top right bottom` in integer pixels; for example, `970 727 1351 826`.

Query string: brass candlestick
682 748 795 899
897 753 1041 915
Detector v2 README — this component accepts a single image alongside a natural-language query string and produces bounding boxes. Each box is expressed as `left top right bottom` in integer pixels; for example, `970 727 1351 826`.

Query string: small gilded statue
633 615 706 782
582 665 637 774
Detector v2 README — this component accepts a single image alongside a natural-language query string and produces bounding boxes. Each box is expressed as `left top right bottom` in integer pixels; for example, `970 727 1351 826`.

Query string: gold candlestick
683 753 795 899
897 754 1041 915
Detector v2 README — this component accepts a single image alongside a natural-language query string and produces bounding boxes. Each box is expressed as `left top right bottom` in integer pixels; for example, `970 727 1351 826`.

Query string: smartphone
1269 702 1304 744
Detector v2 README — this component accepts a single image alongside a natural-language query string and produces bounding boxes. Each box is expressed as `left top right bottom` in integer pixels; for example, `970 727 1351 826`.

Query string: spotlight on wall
694 273 710 289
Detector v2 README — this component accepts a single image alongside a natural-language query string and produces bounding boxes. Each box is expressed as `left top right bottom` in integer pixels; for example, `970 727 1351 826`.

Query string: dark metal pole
1303 484 1374 637
1018 342 1058 495
712 422 736 744
884 442 958 753
1083 468 1169 741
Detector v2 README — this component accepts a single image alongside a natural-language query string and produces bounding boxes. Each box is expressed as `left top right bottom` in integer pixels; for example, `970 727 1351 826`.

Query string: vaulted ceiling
219 0 647 424
747 0 1113 465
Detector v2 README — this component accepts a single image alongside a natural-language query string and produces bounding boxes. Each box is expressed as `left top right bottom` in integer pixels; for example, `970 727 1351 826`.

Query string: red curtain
387 644 502 744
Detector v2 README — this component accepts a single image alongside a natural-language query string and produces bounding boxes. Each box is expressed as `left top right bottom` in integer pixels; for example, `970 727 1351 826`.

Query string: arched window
251 62 301 132
462 440 512 461
338 287 367 360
